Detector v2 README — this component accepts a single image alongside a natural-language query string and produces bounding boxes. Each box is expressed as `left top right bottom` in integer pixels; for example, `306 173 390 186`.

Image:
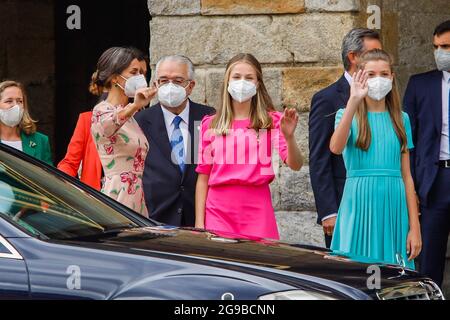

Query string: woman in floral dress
89 47 156 217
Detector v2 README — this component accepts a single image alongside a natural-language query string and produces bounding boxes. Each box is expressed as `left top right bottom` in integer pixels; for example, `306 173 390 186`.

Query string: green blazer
20 131 53 166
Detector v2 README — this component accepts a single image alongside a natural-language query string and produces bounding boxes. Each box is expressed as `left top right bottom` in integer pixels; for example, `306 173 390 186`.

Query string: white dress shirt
344 71 353 85
440 71 450 160
1 140 23 151
161 101 190 162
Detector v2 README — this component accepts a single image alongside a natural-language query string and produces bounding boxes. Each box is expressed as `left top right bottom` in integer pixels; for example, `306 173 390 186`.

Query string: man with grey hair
309 28 381 248
135 55 214 227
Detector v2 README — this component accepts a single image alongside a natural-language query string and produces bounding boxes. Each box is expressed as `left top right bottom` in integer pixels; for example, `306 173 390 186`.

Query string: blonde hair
210 53 275 135
355 49 407 152
0 80 37 135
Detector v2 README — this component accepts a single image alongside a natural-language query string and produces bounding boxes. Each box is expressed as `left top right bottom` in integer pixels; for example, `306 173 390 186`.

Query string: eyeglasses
156 77 191 87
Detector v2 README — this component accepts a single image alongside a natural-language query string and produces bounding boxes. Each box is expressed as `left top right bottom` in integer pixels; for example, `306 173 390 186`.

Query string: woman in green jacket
0 80 52 165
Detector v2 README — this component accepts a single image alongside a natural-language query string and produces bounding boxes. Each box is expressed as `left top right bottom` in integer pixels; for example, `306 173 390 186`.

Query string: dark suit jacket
134 100 215 226
309 75 349 224
403 70 444 206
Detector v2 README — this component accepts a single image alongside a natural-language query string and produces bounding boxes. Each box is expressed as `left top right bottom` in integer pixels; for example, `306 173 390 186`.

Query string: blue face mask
434 48 450 71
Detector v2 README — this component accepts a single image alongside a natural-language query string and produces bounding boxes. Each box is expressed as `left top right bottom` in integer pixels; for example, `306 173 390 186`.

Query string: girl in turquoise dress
329 49 422 269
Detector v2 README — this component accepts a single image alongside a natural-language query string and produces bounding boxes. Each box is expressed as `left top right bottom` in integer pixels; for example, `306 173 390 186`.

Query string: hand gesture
350 69 368 102
134 85 157 110
280 108 298 140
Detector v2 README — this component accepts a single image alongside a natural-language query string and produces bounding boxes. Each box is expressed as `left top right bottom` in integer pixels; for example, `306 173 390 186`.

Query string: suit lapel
336 74 351 109
21 132 37 158
429 70 443 134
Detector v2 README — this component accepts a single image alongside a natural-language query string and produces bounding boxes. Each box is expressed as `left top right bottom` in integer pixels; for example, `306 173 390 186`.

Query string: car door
0 233 30 299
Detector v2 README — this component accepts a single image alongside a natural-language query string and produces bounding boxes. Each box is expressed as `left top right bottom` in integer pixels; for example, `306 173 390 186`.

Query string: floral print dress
91 101 149 217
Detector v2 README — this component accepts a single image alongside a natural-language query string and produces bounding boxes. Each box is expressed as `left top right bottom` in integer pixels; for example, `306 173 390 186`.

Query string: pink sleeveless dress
196 112 288 240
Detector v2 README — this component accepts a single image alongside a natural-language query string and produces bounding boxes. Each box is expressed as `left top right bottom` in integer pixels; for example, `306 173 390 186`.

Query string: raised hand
134 86 158 110
350 69 369 101
280 108 299 140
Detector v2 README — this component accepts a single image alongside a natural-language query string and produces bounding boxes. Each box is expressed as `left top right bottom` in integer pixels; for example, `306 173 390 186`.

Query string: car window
0 242 9 254
0 150 149 240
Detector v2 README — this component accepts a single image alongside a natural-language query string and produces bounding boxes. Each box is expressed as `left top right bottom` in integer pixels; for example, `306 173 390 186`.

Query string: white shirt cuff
322 213 338 222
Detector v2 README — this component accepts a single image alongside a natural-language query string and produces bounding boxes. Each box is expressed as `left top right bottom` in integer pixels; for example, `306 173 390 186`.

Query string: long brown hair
355 49 407 152
210 53 275 135
0 80 37 135
89 46 146 96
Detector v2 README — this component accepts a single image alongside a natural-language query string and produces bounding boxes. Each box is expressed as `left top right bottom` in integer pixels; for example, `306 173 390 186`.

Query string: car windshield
0 148 151 240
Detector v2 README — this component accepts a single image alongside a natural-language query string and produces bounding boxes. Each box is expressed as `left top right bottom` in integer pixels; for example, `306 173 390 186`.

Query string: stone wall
0 0 55 148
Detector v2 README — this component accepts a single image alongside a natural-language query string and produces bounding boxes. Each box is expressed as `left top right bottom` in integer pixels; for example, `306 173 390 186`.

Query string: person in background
309 28 381 248
135 55 214 227
57 111 103 190
330 49 421 269
58 50 149 190
90 47 156 216
404 20 450 287
195 53 303 240
0 80 52 165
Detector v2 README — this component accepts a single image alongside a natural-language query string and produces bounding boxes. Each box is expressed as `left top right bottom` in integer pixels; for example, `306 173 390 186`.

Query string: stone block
148 0 201 16
150 13 355 66
201 0 306 15
279 165 316 212
190 68 207 105
282 67 343 112
275 211 324 247
397 0 450 14
305 0 359 12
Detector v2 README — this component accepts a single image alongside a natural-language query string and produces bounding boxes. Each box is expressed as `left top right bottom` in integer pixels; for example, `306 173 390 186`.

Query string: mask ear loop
114 75 128 92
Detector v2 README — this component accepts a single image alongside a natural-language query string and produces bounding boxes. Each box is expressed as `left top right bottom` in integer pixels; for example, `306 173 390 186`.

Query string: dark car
0 144 444 300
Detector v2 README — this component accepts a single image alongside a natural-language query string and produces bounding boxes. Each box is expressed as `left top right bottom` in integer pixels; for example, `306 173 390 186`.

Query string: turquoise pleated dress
330 109 415 270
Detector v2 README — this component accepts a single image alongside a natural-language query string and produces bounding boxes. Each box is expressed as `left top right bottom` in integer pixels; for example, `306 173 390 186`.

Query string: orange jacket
57 111 102 190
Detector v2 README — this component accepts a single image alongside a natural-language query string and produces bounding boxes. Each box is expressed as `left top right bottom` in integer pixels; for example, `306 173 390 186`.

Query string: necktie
170 116 185 173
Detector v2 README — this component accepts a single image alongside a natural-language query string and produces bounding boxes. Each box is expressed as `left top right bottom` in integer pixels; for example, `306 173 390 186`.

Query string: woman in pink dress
89 47 156 217
195 53 304 240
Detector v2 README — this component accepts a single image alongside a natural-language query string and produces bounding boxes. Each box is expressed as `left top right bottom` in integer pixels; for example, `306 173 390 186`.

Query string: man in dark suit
404 20 450 287
135 55 214 227
309 28 381 248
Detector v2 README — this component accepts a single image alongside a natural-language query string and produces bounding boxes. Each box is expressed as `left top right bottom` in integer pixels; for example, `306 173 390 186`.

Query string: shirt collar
344 71 353 85
161 100 190 126
443 70 450 84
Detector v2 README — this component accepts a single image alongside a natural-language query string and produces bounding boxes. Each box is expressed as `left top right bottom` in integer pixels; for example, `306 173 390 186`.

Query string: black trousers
419 167 450 287
325 234 333 249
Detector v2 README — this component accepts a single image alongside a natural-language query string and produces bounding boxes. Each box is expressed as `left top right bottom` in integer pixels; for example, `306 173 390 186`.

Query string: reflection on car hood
62 226 428 296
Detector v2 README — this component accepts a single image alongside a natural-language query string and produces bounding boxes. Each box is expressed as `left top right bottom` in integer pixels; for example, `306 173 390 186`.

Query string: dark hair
89 46 147 96
341 28 381 71
433 20 450 37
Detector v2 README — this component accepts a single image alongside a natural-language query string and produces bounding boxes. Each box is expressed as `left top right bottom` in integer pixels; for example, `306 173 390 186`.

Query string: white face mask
119 74 148 98
0 104 24 127
157 82 188 108
434 48 450 71
228 79 257 103
367 76 393 101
